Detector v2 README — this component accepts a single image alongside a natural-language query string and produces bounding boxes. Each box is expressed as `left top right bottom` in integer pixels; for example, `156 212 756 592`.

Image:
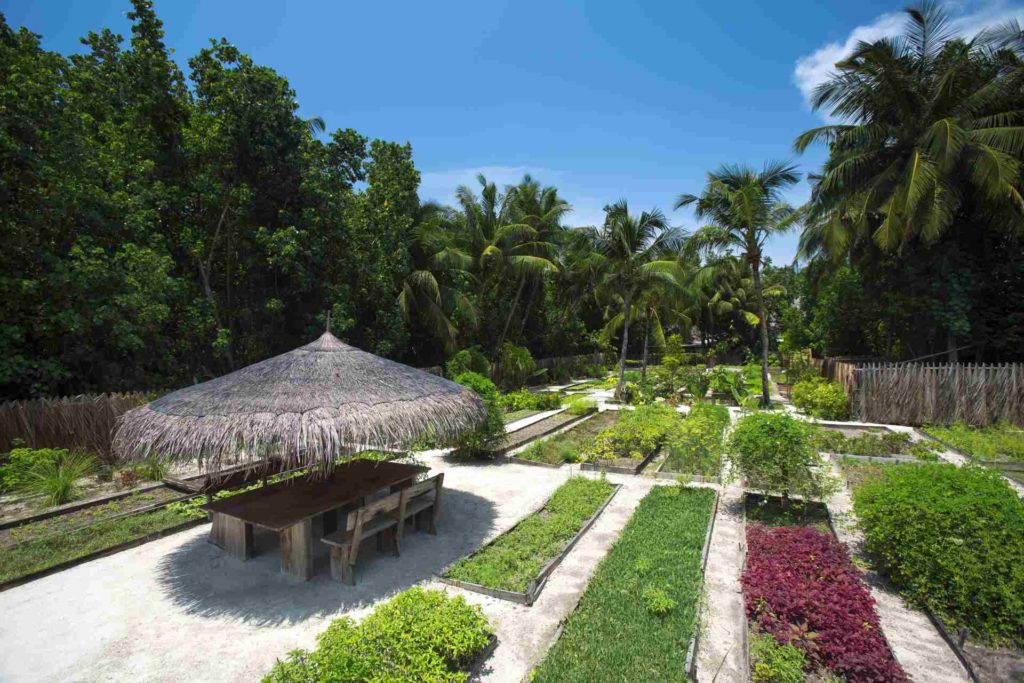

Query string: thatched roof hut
113 332 484 471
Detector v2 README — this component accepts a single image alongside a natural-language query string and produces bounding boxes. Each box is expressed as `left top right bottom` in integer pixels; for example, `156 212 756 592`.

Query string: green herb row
661 403 730 476
531 485 715 682
444 476 615 593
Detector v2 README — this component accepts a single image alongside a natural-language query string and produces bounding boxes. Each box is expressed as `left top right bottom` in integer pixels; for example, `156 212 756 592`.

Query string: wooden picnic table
202 459 427 580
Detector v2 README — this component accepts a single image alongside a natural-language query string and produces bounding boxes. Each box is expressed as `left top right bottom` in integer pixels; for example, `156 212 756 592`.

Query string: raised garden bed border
683 488 720 681
488 411 591 457
0 480 168 532
439 483 622 605
580 446 660 476
504 412 599 469
0 513 207 592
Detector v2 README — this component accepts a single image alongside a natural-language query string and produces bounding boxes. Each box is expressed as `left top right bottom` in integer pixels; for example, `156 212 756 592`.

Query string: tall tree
596 201 682 397
677 162 801 407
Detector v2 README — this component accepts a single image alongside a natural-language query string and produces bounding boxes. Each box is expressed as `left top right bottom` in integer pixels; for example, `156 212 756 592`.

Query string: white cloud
794 1 1024 115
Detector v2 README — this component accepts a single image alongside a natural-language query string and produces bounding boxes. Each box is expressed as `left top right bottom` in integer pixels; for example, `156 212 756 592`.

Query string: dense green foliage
662 403 730 476
728 413 835 501
498 389 561 413
531 485 714 682
264 587 493 683
791 377 849 419
590 404 677 462
853 464 1024 644
452 372 503 455
790 6 1024 362
750 634 806 683
925 422 1024 462
566 397 597 416
444 476 614 592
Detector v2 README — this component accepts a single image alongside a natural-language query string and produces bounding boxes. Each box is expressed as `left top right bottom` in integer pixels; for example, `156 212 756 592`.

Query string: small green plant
728 413 836 504
25 451 96 507
791 377 849 419
496 342 536 389
750 634 806 683
641 586 677 616
566 398 597 416
133 455 170 481
680 366 711 401
661 403 730 476
0 448 65 492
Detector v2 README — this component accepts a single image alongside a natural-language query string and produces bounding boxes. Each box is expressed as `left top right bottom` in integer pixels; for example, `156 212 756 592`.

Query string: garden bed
654 403 730 483
510 410 616 467
742 493 907 683
579 447 659 475
813 424 943 462
488 410 583 455
848 462 1024 682
579 404 678 476
531 485 716 682
921 423 1024 486
440 477 619 605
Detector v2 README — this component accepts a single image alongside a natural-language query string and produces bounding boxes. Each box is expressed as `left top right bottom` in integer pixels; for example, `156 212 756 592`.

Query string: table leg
211 513 252 561
279 519 314 580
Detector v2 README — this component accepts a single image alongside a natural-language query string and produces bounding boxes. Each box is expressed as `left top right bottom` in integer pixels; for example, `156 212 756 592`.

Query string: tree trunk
641 307 651 380
751 259 771 408
616 290 634 399
947 331 958 363
498 276 526 348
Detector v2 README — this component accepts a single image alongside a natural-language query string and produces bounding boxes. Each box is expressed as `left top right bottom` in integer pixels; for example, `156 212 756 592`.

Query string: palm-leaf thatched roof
113 332 484 471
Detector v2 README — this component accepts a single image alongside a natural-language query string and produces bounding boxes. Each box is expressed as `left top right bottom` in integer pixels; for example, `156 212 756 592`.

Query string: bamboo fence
811 359 1024 427
0 393 149 460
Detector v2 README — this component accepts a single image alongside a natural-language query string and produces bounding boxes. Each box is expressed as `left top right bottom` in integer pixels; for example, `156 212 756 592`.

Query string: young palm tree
795 2 1024 254
596 201 683 398
676 162 801 407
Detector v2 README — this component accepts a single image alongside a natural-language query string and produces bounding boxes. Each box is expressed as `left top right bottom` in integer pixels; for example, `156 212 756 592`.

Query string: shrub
791 377 849 420
25 451 96 507
566 398 596 416
662 403 730 476
728 413 835 502
133 455 170 481
743 525 907 682
453 372 504 456
264 587 493 682
0 448 65 492
853 464 1024 644
750 634 806 683
591 404 676 461
680 366 711 401
445 346 490 379
495 342 536 389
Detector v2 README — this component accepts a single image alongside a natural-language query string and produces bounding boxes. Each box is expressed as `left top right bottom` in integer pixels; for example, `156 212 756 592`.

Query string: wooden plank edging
685 488 721 680
0 481 167 531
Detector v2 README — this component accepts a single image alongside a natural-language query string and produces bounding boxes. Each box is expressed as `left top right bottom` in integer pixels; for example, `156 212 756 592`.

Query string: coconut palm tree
794 2 1024 255
676 162 801 407
596 201 683 397
398 202 476 358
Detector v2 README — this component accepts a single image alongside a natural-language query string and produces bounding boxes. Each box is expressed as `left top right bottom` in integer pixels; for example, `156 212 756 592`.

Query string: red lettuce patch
742 524 907 683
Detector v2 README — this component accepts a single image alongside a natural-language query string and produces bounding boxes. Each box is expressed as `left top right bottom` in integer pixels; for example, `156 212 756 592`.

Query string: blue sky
5 0 1023 263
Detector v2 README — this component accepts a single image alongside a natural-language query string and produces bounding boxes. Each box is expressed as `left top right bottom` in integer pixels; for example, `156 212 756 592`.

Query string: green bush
0 448 66 492
662 403 730 476
264 587 493 682
708 366 749 402
495 342 536 389
750 634 806 683
499 389 561 412
24 451 97 507
454 372 504 456
444 346 491 379
567 398 597 416
728 412 835 503
680 366 711 401
853 464 1024 644
791 377 849 419
591 404 677 461
133 455 170 481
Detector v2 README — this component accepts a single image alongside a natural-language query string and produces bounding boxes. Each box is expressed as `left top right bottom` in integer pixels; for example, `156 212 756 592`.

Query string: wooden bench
322 473 444 584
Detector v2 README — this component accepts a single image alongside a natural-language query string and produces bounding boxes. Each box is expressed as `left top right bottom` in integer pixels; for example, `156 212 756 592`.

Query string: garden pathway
827 460 970 682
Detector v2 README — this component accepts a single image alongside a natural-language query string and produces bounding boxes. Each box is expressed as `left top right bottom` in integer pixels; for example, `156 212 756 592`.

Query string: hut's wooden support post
279 519 314 581
210 513 252 561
